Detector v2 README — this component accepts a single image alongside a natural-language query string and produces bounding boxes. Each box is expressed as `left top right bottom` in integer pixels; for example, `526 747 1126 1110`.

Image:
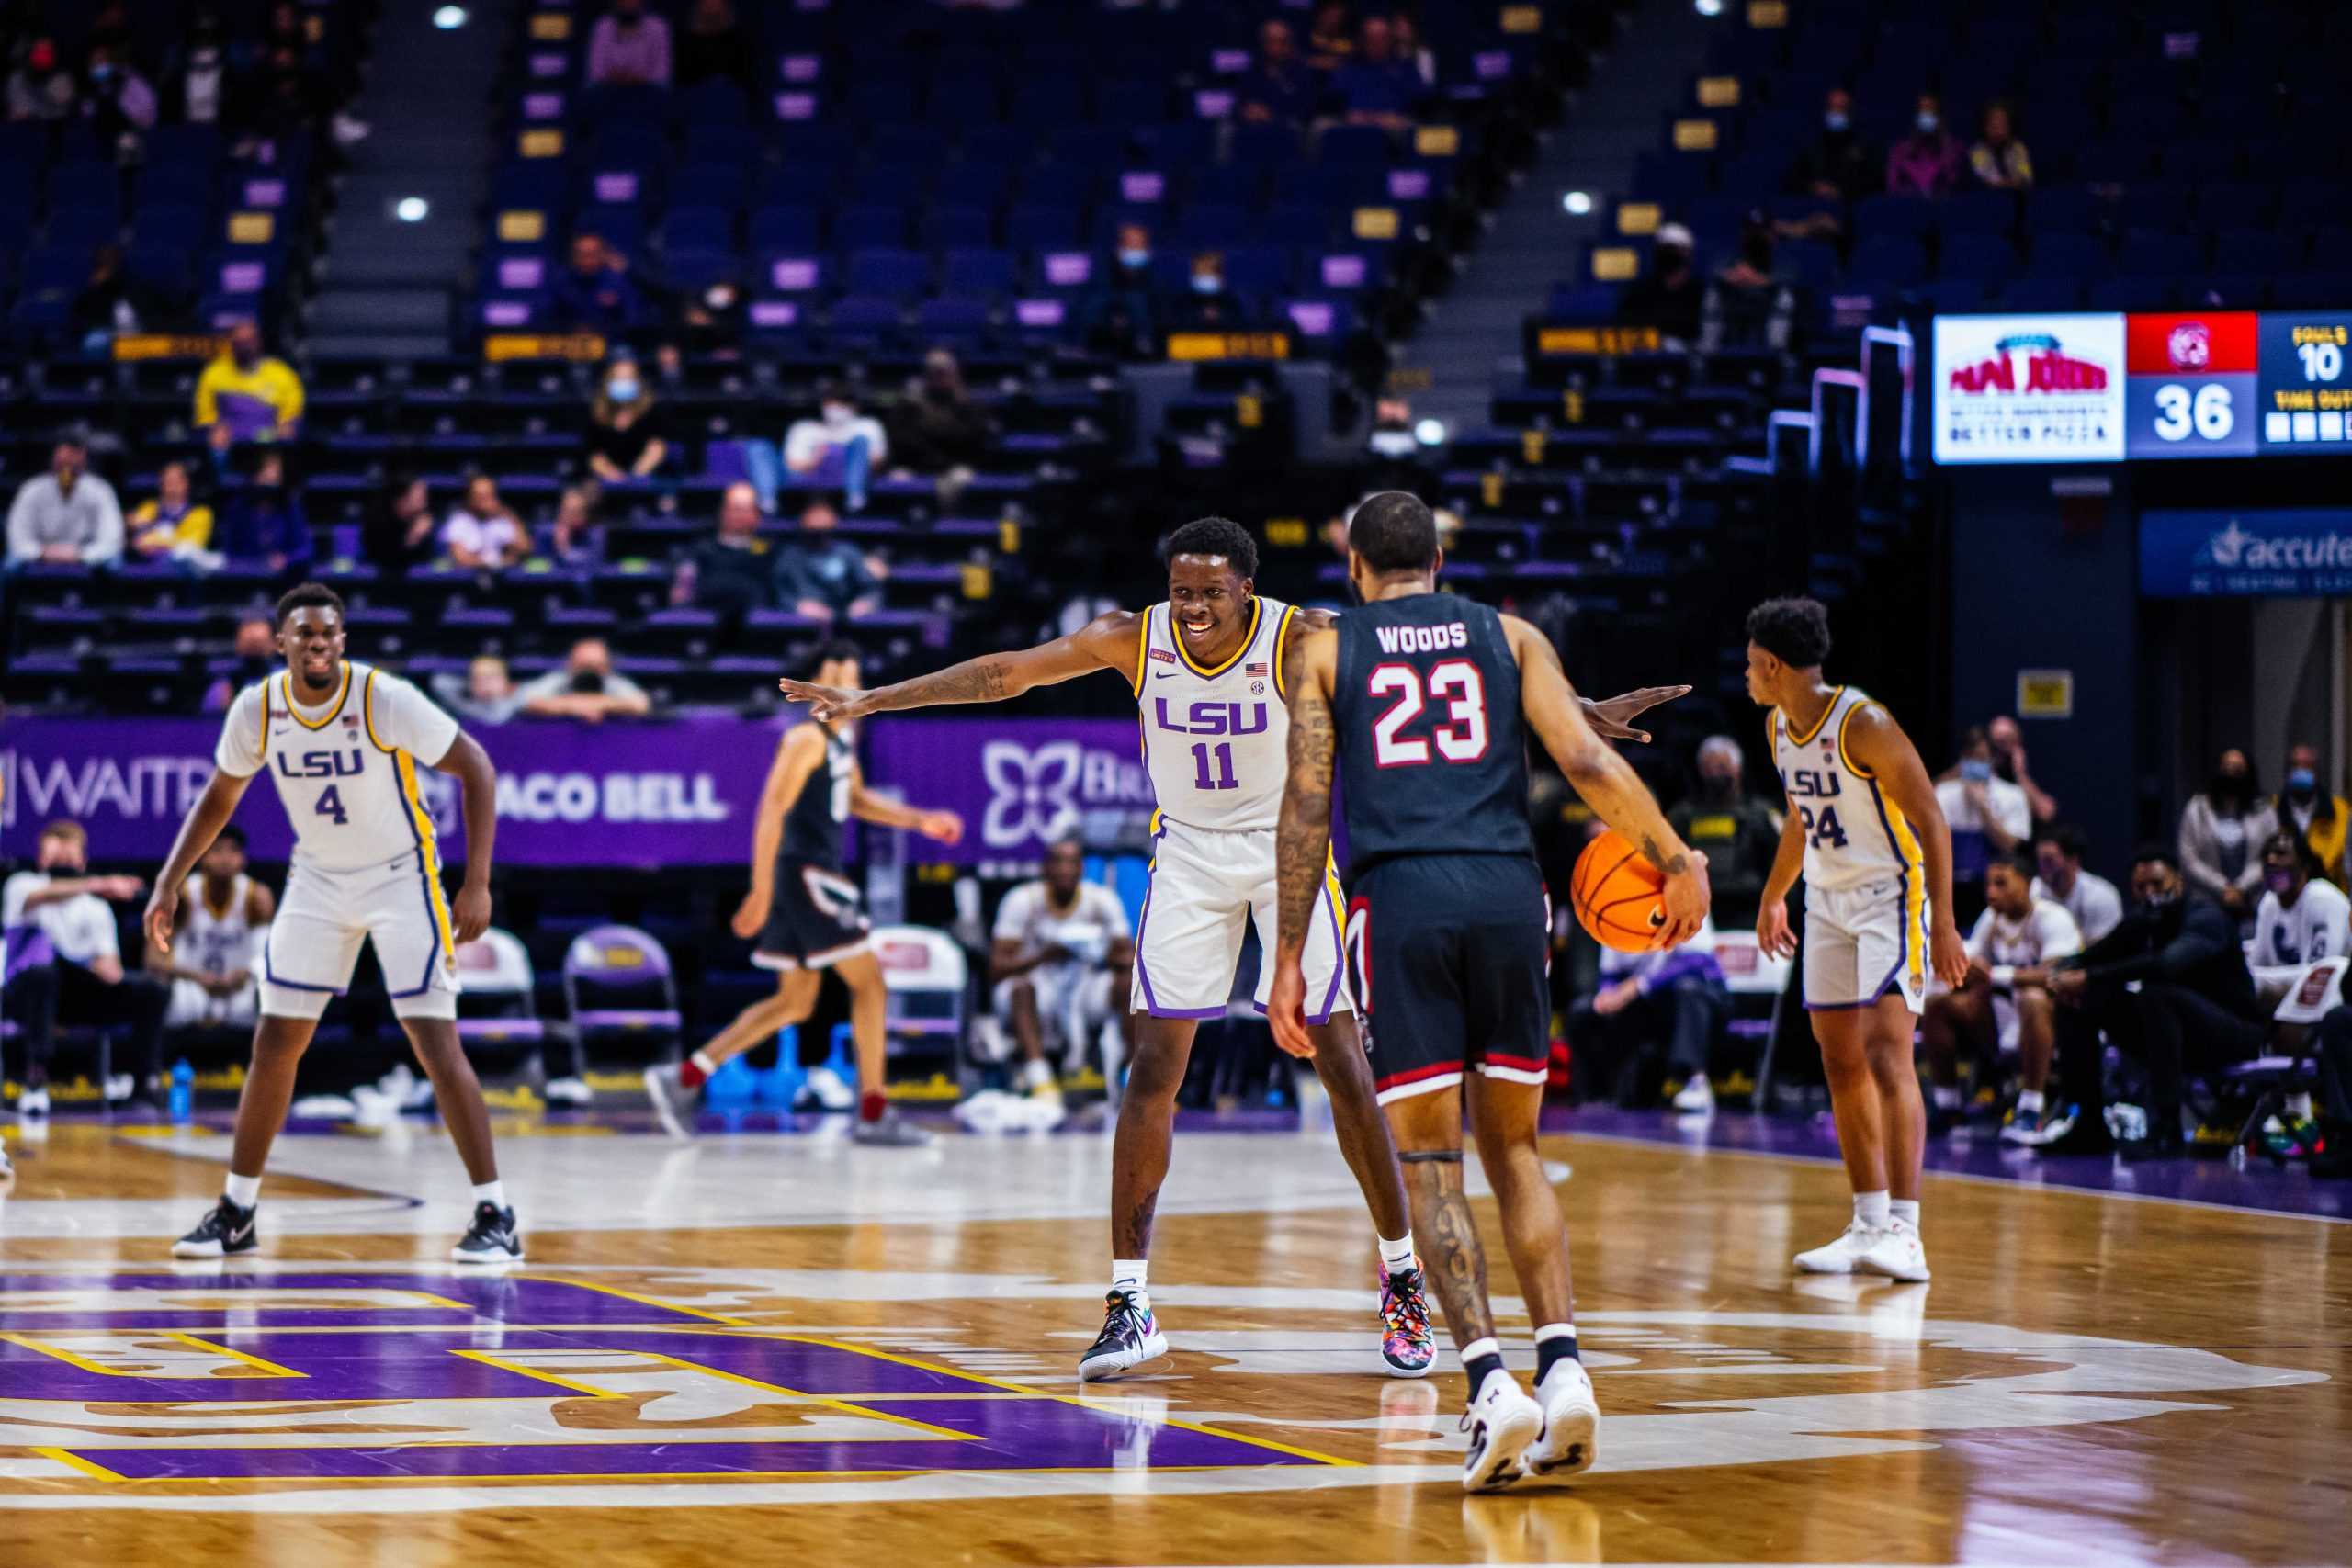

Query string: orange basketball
1571 829 1668 953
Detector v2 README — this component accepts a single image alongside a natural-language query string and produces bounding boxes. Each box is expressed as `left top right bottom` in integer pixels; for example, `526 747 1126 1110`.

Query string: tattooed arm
779 610 1141 722
1502 614 1711 947
1267 626 1341 1059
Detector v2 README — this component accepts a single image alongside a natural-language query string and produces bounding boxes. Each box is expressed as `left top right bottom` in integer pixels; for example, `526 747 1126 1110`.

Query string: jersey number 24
1368 660 1489 766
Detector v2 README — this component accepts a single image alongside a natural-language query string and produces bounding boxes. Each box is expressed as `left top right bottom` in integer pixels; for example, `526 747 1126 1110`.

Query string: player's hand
731 891 769 941
1654 850 1709 949
1756 897 1796 960
2050 966 2087 1003
1592 977 1638 1016
451 882 492 947
2013 965 2047 990
1265 958 1316 1059
917 809 963 845
220 969 252 997
96 874 145 901
776 679 875 724
1929 916 1969 989
1585 684 1692 745
142 884 180 955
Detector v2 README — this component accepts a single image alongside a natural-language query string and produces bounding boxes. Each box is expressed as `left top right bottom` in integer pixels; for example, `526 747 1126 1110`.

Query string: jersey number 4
1369 660 1489 767
315 785 349 826
1798 803 1848 850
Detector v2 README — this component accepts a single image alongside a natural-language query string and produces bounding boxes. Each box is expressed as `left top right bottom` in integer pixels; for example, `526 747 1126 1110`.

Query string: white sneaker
104 1073 135 1103
1460 1371 1544 1493
1670 1076 1714 1114
1793 1218 1880 1274
800 1065 855 1111
1019 1057 1060 1098
0 1142 13 1180
543 1077 592 1107
1855 1217 1930 1281
1519 1358 1600 1480
17 1088 49 1119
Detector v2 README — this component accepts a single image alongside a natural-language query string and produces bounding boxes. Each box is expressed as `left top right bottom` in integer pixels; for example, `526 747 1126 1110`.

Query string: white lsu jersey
215 661 461 872
181 873 262 976
1771 684 1927 897
1135 594 1299 833
1965 897 2082 971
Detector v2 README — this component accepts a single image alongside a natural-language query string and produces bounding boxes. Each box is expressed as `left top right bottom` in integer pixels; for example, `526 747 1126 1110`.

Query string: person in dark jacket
2052 845 2263 1160
216 450 312 573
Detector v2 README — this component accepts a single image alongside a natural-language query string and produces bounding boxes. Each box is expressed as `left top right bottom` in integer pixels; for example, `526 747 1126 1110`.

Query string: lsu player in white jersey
781 515 1686 1381
143 583 519 1264
148 823 274 1032
1748 596 1966 1283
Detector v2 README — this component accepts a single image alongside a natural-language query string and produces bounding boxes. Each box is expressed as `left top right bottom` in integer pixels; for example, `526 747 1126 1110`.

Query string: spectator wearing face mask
1699 216 1795 353
773 501 884 623
518 637 651 722
2179 747 2277 920
1936 726 2031 926
2248 830 2349 999
1785 87 1876 209
82 42 157 155
202 613 277 713
2031 824 2124 944
215 450 311 573
894 348 991 477
588 0 673 87
1969 100 2032 191
194 320 304 462
585 355 669 483
2277 742 2347 884
1616 221 1703 347
1887 93 1964 198
129 461 214 562
1082 222 1163 361
1935 714 2059 820
161 15 232 125
1170 250 1251 332
782 383 887 512
1668 735 1781 927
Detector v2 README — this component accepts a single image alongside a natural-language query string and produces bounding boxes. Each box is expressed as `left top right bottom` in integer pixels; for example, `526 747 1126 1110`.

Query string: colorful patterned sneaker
1377 1260 1437 1377
1077 1288 1167 1381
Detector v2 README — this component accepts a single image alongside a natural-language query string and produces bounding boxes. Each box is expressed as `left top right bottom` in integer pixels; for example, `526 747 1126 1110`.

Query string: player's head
2034 823 2087 888
35 819 86 872
274 581 346 686
200 824 247 881
2129 844 2182 909
2261 828 2322 900
1044 837 1084 897
1345 491 1441 601
1984 849 2036 918
1160 515 1258 658
1743 596 1831 704
810 638 861 692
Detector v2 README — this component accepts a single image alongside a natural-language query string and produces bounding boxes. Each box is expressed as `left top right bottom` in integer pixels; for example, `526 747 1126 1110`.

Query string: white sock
1853 1190 1890 1228
223 1173 261 1208
689 1047 719 1077
1112 1258 1148 1308
1378 1233 1416 1275
2017 1089 2045 1115
1889 1198 1919 1230
2287 1091 2313 1121
1932 1085 1962 1110
471 1180 507 1210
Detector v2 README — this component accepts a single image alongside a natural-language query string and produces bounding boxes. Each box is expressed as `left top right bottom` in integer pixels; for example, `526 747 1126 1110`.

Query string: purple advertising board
861 717 1157 865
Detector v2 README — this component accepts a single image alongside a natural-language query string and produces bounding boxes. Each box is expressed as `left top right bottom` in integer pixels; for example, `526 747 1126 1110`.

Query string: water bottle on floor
168 1060 194 1123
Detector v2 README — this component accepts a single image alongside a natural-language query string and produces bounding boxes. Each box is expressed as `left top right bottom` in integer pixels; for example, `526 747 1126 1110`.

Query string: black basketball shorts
753 859 872 971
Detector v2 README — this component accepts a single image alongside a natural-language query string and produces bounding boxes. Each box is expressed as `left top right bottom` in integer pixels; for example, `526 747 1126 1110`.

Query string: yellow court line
160 1331 307 1378
632 1352 978 1443
34 1447 127 1483
447 1348 628 1400
506 1275 752 1325
35 1461 1282 1486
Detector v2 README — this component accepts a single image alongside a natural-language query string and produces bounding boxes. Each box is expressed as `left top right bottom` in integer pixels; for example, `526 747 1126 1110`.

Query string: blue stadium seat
684 121 759 169
1939 232 2018 286
1852 194 1936 243
2116 228 2202 279
915 295 992 344
1937 189 2017 238
659 207 735 255
929 73 1002 125
2211 228 2289 276
668 164 747 213
2027 231 2109 280
1849 234 1927 288
749 207 823 252
2001 278 2087 311
832 205 911 249
1004 73 1086 127
1002 201 1083 251
942 247 1017 299
758 252 828 297
676 78 750 128
2024 187 2098 234
1914 279 1987 315
664 249 739 293
844 247 930 301
826 294 904 347
922 204 996 250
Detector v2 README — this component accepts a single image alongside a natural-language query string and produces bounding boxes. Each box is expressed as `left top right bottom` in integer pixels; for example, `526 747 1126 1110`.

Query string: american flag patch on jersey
1148 647 1176 665
1245 661 1269 676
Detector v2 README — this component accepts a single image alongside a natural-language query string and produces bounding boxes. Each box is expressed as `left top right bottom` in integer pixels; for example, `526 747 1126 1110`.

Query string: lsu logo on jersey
1151 698 1269 737
276 747 365 779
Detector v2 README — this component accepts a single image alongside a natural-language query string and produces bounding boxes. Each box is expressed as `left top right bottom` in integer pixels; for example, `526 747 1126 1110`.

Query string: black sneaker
1076 1288 1167 1382
173 1197 259 1258
451 1201 524 1265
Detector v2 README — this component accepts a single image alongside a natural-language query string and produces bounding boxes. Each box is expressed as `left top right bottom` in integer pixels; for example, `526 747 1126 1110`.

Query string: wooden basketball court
0 1113 2341 1565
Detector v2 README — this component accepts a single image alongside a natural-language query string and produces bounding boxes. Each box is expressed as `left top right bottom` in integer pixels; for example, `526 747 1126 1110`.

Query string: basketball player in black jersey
1270 491 1710 1492
644 643 963 1145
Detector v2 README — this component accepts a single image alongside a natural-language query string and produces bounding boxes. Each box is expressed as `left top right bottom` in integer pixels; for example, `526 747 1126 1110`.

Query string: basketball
1571 829 1668 953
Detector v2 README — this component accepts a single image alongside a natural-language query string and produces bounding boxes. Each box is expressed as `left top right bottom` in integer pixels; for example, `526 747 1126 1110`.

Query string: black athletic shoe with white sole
1077 1289 1167 1381
451 1201 524 1264
173 1197 259 1258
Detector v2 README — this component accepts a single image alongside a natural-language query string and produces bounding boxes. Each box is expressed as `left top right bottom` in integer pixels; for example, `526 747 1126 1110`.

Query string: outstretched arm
1267 628 1340 1059
780 610 1139 722
849 765 964 844
141 770 255 955
1844 704 1967 987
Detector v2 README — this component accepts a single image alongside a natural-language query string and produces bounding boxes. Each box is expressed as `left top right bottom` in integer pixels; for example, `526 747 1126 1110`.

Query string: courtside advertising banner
1932 312 2128 464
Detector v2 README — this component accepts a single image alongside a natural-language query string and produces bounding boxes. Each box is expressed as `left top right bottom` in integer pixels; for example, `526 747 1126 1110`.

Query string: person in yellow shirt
2280 743 2350 886
128 461 214 560
193 320 303 460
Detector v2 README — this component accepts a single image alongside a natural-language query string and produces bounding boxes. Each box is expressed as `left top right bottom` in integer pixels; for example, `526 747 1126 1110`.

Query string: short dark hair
2264 828 2325 879
2131 842 2180 873
810 638 862 675
1990 847 2037 881
1746 596 1832 668
211 824 247 851
1347 491 1439 574
1160 515 1258 578
275 581 345 626
2036 823 2088 862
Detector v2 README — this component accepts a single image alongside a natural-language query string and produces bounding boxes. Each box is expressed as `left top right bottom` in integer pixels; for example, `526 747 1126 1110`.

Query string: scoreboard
1935 309 2352 463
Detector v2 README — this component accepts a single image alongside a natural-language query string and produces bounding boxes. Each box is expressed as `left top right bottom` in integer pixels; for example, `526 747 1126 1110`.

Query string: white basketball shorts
261 851 461 1021
1803 876 1930 1016
1129 818 1351 1023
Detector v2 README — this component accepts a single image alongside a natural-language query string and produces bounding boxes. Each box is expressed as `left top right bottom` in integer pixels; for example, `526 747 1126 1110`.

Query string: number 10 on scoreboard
2258 315 2352 448
2124 312 2259 458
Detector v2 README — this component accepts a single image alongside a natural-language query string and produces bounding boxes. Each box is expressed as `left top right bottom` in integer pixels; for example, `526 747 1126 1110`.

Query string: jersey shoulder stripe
282 663 355 730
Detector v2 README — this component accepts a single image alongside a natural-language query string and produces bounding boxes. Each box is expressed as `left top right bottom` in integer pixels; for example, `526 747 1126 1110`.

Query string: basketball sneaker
1078 1288 1167 1381
543 1076 592 1108
643 1062 700 1140
1670 1076 1715 1114
1519 1358 1600 1481
173 1196 259 1259
2000 1100 2077 1147
850 1109 933 1147
452 1201 524 1265
1792 1218 1880 1274
1376 1260 1436 1377
17 1087 48 1119
1854 1217 1930 1281
1459 1371 1544 1493
799 1065 857 1112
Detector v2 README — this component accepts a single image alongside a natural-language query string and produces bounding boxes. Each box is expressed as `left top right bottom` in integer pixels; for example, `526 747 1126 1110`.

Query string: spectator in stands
2052 845 2263 1160
72 244 151 353
989 837 1135 1100
517 637 651 723
6 431 123 567
675 0 749 90
129 461 213 562
1082 223 1163 361
1699 216 1795 352
216 450 311 573
1785 87 1876 208
774 501 883 623
1390 12 1437 90
1568 911 1729 1112
146 823 271 1046
2250 829 2349 1002
584 354 670 483
2278 742 2347 884
1 819 166 1116
1170 250 1252 332
542 482 605 566
2179 747 2276 920
1887 92 1963 198
673 480 775 617
784 383 887 512
435 654 523 725
587 0 673 88
441 473 528 570
81 41 156 155
1986 715 2059 820
1239 18 1319 126
1937 726 2031 924
1306 1 1354 69
158 13 231 125
551 231 643 333
894 348 990 477
1968 100 2032 191
1332 15 1419 131
679 277 744 358
1616 222 1703 347
2032 824 2124 944
362 470 437 573
195 320 304 462
6 37 74 121
1922 850 2083 1144
1668 735 1780 927
203 613 276 713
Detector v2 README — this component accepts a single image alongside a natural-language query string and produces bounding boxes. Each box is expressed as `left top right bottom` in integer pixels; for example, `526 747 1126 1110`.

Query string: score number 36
2152 381 2235 443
